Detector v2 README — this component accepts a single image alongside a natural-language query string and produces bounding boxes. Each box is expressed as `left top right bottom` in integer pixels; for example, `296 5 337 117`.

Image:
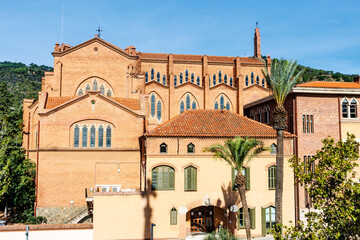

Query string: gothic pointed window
106 126 111 148
90 125 96 147
100 85 105 95
213 74 216 86
151 94 156 118
151 68 154 80
174 75 177 86
186 94 190 110
145 72 149 82
350 98 357 118
187 143 195 154
219 71 222 83
106 89 112 97
230 77 233 87
262 78 265 87
226 102 230 111
256 76 259 85
215 101 219 109
185 70 189 82
86 84 91 93
157 100 162 121
197 76 200 85
170 208 177 225
98 126 104 147
191 73 194 83
220 96 224 109
163 75 166 85
224 75 227 84
268 165 276 189
82 125 88 147
93 80 98 90
192 101 196 109
245 76 249 86
160 143 167 153
342 99 349 118
74 125 79 147
251 72 254 84
184 166 197 191
180 101 185 114
180 73 183 84
78 88 84 96
157 72 160 82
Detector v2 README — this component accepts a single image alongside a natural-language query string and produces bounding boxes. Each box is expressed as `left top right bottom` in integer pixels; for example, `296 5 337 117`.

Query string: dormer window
160 143 168 153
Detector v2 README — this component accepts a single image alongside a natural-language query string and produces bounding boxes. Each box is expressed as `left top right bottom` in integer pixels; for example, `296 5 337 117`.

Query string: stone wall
37 207 89 224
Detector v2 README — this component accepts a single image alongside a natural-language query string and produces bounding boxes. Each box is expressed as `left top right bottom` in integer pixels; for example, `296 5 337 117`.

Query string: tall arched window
86 84 91 92
163 75 166 85
251 72 254 84
78 89 84 96
256 76 259 85
151 68 154 80
224 75 227 84
213 74 216 85
268 166 276 189
106 126 111 148
262 78 265 87
226 102 230 111
350 99 357 118
170 208 177 225
230 77 233 87
152 165 175 190
145 72 148 82
98 126 103 147
157 100 162 121
180 101 185 114
93 80 98 90
197 76 200 86
82 125 87 147
90 125 96 147
218 71 222 83
186 95 191 110
100 85 105 95
245 76 249 86
191 73 194 83
157 72 160 82
106 89 112 97
342 99 349 118
74 125 79 147
215 102 219 109
180 73 183 84
150 94 156 118
220 96 224 109
174 75 177 86
192 101 196 109
184 166 197 191
262 206 276 234
185 70 189 82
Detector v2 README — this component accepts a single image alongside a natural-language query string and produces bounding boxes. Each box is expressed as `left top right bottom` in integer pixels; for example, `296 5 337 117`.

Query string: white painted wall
0 229 92 240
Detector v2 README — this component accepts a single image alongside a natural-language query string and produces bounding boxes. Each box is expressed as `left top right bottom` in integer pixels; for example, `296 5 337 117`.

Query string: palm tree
204 137 264 240
262 59 305 230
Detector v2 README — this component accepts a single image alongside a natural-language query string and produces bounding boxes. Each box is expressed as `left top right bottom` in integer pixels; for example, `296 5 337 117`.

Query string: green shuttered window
152 166 175 190
232 167 250 190
238 207 255 229
184 166 197 191
268 166 276 190
170 208 177 225
261 206 276 236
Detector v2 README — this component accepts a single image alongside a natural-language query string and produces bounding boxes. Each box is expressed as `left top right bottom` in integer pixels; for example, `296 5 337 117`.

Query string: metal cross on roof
96 27 103 38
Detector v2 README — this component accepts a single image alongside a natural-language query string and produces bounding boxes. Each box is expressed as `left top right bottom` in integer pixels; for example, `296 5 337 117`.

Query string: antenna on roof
61 5 64 44
96 27 103 38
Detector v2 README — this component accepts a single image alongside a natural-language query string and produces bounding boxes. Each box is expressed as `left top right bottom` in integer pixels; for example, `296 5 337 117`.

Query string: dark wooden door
190 206 214 233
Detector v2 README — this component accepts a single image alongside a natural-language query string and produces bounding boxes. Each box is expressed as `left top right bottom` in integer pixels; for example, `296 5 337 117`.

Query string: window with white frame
342 98 357 119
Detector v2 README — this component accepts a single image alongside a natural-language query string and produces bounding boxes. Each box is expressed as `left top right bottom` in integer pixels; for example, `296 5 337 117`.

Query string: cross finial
256 22 258 28
96 27 103 38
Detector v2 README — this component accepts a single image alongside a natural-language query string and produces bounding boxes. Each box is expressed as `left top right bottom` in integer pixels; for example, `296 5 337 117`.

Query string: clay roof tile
296 81 360 89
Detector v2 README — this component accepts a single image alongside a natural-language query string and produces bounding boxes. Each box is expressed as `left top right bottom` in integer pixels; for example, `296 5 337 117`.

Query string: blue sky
1 0 360 74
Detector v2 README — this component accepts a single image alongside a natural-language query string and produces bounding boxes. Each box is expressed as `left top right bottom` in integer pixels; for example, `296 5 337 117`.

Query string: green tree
274 134 360 239
204 137 264 240
262 59 305 233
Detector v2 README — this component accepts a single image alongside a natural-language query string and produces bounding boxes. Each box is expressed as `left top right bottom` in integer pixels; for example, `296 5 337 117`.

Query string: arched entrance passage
186 206 226 233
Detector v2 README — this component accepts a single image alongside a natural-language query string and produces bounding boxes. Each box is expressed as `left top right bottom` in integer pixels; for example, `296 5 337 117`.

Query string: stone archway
186 205 227 234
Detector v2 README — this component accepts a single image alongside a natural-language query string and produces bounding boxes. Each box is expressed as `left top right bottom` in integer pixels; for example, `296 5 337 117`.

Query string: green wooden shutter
245 167 250 190
184 167 189 191
169 168 175 189
192 167 197 190
261 207 266 236
152 168 158 190
250 208 255 229
231 167 235 190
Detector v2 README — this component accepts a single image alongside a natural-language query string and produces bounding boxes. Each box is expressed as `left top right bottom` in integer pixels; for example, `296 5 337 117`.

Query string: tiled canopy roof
296 81 360 89
146 109 294 138
140 52 262 64
45 96 140 111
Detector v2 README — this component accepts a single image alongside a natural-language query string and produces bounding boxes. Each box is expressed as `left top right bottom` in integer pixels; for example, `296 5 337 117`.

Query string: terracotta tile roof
45 96 140 111
141 52 263 64
296 81 360 89
146 109 294 138
111 97 140 110
45 97 76 109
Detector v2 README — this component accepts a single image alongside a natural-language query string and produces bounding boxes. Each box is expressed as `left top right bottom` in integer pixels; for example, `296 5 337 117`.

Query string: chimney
125 46 137 55
354 75 360 84
54 42 60 52
254 27 261 58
